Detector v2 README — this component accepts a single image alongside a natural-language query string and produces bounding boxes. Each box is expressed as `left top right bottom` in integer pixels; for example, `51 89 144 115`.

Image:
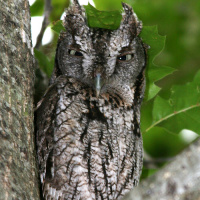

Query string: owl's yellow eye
117 54 134 61
68 49 83 57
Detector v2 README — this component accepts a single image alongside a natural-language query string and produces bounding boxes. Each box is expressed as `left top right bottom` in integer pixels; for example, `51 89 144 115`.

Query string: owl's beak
95 73 101 97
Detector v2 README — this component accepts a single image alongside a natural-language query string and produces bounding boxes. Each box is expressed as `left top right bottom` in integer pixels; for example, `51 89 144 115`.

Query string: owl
36 0 147 199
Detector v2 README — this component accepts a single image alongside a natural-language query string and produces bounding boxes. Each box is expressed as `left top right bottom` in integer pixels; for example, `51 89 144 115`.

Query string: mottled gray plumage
36 0 147 199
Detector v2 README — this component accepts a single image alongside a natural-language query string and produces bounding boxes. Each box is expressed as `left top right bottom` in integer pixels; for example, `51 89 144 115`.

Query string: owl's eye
68 49 83 57
117 54 134 61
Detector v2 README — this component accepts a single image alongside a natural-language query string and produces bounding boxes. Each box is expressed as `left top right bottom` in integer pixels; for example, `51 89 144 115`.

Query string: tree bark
0 0 40 199
123 138 200 200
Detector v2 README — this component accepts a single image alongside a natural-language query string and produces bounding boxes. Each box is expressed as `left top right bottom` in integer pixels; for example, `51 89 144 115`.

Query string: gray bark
0 0 40 199
123 138 200 200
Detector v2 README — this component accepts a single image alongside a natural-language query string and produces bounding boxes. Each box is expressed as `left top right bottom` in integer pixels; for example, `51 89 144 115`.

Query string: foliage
141 71 200 134
51 20 65 34
30 0 69 20
84 3 122 30
34 49 54 78
31 0 200 176
150 71 200 134
140 26 175 100
30 0 44 16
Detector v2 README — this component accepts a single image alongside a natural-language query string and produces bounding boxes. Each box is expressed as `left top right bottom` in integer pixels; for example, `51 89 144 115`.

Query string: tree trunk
123 138 200 200
0 0 40 199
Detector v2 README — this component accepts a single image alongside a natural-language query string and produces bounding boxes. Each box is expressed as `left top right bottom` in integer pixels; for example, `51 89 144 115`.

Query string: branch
0 0 40 198
35 0 52 49
123 138 200 200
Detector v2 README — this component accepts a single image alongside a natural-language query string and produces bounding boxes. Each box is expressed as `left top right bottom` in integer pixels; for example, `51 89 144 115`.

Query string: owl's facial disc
58 1 146 105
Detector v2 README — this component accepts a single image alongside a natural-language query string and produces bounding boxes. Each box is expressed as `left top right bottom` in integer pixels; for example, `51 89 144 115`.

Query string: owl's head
53 0 147 105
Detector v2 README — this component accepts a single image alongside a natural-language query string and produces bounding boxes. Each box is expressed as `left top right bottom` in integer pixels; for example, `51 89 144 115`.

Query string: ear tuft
121 3 142 36
68 0 82 15
63 0 87 32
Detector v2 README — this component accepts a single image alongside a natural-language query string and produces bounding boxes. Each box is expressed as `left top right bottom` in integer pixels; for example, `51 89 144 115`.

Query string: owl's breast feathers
36 76 143 200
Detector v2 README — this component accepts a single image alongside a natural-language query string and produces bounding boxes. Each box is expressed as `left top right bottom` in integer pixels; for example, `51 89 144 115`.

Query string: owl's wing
35 81 61 198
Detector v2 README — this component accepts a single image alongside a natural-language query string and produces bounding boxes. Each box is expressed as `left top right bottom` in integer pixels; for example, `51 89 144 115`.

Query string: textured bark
123 138 200 200
0 0 40 199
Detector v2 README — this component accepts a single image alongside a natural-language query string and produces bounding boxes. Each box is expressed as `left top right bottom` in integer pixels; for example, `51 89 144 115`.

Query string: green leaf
140 26 165 64
51 20 65 34
30 0 44 16
93 0 122 11
50 0 69 21
141 100 154 134
34 49 54 78
84 3 122 30
141 168 158 180
146 83 161 101
143 70 200 134
143 127 188 157
140 26 175 101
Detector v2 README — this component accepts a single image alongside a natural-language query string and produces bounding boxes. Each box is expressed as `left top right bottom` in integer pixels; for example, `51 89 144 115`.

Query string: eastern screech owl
36 0 147 199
